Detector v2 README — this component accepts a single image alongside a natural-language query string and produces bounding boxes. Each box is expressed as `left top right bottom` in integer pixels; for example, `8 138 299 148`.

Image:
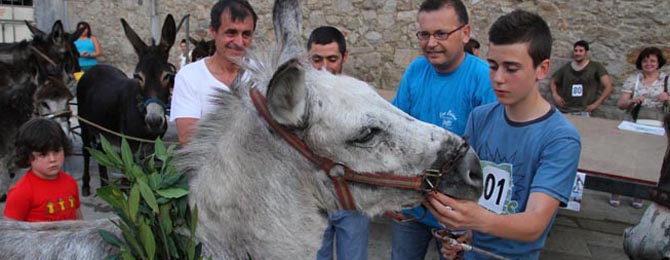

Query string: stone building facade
36 0 670 119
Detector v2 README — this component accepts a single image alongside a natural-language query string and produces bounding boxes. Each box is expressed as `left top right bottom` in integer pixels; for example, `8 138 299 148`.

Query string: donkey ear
121 18 147 56
50 20 66 46
189 36 198 46
69 25 84 43
266 58 306 127
159 14 176 53
25 20 45 38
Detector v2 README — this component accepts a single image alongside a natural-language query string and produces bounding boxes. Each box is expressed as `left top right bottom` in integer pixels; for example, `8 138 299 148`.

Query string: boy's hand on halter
424 192 493 233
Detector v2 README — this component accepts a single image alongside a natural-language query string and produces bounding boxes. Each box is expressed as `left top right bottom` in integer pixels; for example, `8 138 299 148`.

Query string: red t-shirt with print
3 170 80 222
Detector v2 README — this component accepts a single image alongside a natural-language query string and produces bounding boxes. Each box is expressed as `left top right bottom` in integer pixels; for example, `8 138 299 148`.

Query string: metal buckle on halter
39 110 72 119
421 168 443 192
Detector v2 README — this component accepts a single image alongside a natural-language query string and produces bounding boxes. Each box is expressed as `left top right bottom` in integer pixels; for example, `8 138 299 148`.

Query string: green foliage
92 136 207 260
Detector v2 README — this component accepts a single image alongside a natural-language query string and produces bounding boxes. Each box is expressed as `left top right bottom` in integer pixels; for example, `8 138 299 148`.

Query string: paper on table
617 121 666 136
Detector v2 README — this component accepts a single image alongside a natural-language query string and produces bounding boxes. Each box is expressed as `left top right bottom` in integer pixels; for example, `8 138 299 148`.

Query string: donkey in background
188 36 214 62
76 15 176 196
0 21 82 201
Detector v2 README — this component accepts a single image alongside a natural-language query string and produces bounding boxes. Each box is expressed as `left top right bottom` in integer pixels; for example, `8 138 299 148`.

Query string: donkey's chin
145 114 166 134
436 148 483 201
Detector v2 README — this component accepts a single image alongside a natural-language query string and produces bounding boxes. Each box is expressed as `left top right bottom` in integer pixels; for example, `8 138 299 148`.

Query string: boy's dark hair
488 10 552 67
464 38 480 54
76 21 92 38
574 40 589 51
211 0 258 31
419 0 469 25
14 118 72 168
180 39 187 44
307 26 347 56
635 47 667 70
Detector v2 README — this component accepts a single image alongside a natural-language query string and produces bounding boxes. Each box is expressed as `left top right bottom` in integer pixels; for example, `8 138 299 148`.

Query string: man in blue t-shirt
427 10 581 260
390 0 496 259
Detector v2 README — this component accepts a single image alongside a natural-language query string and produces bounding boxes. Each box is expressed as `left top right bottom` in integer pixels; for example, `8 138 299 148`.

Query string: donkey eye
353 127 381 144
133 73 145 86
163 73 174 82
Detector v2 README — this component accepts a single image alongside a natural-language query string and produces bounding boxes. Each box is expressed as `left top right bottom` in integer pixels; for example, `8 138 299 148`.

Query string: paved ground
0 120 646 259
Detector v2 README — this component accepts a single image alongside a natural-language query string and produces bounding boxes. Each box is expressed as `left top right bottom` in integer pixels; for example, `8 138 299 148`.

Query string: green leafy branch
90 136 207 260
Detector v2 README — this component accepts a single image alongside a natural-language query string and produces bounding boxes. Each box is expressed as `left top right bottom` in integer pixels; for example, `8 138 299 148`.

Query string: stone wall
51 0 670 119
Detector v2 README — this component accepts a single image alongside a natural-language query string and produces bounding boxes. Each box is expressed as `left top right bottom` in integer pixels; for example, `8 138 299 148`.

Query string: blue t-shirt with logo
392 54 496 136
464 103 581 260
392 54 496 227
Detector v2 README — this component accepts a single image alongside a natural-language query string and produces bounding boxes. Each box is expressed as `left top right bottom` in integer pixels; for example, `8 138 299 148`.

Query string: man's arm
549 78 565 108
426 192 559 242
176 118 198 145
585 74 613 112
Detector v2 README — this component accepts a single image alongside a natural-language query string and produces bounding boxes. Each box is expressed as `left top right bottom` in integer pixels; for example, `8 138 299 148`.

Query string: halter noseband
250 87 469 210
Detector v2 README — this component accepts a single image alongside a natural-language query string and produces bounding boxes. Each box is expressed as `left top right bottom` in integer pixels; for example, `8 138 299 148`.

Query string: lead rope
29 45 57 66
432 229 510 260
75 114 179 145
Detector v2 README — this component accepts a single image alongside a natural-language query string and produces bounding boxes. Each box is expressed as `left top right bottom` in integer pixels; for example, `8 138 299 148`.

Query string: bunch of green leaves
90 136 207 260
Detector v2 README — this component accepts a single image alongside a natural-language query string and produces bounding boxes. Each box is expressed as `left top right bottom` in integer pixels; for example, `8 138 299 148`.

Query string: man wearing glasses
390 0 496 259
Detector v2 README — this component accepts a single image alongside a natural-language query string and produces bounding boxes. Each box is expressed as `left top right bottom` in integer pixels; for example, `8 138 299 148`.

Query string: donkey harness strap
250 87 432 211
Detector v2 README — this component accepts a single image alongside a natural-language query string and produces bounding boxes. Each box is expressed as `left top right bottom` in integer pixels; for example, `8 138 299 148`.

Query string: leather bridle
250 87 470 210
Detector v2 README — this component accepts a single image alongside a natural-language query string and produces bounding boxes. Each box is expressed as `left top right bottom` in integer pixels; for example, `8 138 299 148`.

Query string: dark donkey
77 15 176 196
0 21 81 201
188 36 214 62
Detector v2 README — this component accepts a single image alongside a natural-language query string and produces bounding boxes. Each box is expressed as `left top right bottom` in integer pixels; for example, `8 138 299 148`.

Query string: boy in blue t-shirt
426 10 581 260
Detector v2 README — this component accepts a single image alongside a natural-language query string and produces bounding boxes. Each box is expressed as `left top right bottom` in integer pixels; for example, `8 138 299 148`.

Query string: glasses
416 24 467 41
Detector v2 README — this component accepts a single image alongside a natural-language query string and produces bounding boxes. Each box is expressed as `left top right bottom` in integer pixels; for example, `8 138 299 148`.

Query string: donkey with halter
76 15 176 197
0 21 81 201
178 0 482 258
0 1 482 258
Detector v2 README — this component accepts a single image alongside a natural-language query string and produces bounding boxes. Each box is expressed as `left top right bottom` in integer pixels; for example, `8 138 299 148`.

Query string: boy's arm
3 186 31 221
426 192 559 242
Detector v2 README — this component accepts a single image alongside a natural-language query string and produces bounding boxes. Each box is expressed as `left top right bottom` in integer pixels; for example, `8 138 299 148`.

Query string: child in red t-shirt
3 118 83 222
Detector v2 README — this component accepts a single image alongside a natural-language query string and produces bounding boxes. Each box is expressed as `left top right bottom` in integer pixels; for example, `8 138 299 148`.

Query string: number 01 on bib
477 161 514 214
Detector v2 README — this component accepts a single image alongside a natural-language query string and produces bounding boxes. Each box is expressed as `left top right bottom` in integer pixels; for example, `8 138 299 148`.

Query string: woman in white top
613 46 668 208
618 47 669 121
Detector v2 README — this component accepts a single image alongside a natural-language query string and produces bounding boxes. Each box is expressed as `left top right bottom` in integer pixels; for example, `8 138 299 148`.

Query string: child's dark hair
488 10 552 68
14 118 72 168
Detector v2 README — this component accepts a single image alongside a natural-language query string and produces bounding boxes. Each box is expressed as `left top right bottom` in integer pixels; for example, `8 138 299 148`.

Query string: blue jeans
391 220 447 260
316 210 370 260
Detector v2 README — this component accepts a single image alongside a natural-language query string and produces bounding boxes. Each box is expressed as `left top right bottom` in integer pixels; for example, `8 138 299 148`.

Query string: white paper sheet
617 121 665 136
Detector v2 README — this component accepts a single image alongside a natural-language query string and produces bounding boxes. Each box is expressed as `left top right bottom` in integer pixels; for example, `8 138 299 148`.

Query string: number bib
477 161 514 214
571 84 583 97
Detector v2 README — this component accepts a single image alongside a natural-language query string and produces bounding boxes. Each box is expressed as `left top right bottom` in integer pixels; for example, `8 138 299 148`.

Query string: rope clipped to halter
29 45 57 66
249 86 468 211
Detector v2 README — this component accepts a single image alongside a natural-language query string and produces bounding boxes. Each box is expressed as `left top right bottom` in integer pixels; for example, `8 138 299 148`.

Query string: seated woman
613 46 669 208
